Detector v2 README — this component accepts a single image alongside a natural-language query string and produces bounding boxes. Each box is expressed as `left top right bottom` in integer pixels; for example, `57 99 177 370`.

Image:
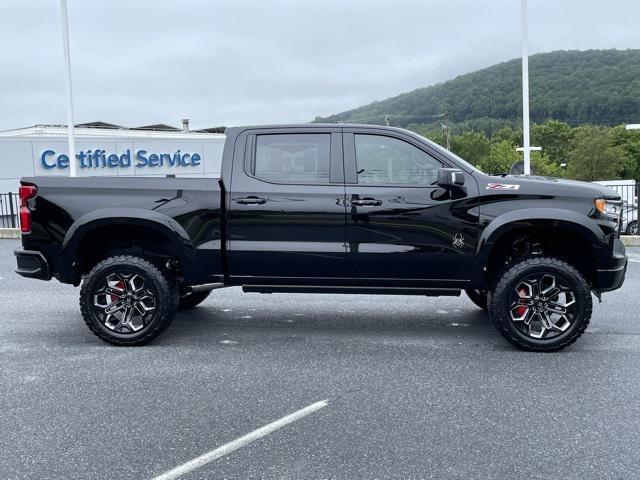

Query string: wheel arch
59 208 198 285
472 208 606 288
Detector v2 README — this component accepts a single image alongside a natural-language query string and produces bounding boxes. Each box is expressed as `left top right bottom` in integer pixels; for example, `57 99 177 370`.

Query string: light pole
521 0 531 175
60 0 77 177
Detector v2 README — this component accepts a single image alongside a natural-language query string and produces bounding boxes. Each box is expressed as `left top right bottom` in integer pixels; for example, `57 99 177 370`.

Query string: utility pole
60 0 77 177
521 0 531 175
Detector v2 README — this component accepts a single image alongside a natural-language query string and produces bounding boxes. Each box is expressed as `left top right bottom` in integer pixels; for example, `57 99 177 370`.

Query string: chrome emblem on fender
453 233 464 248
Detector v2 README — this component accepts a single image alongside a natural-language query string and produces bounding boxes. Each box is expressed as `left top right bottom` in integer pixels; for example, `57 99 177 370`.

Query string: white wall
0 135 225 192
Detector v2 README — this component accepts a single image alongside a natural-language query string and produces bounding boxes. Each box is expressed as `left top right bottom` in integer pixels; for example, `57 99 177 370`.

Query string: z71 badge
486 183 520 190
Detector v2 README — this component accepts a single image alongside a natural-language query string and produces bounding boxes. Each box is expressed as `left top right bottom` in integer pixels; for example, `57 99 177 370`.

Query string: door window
251 134 331 184
354 134 441 185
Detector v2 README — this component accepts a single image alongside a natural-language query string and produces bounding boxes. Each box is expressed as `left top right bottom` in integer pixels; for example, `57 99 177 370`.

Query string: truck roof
225 123 412 134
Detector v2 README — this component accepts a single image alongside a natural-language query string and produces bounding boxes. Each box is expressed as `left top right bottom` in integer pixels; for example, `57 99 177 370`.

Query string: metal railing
601 183 638 236
0 192 20 229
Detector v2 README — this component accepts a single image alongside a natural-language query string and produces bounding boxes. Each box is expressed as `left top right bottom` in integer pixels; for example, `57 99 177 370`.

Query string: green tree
481 139 568 177
491 127 520 145
566 126 627 181
479 140 520 174
450 132 490 167
610 125 640 180
427 131 447 148
406 123 446 145
531 120 573 166
531 151 563 177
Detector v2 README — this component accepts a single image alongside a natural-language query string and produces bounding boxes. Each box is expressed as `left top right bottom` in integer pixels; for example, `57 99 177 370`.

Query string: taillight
19 185 37 233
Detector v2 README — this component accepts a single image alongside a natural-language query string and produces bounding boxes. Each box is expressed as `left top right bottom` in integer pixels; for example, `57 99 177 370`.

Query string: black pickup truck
15 124 627 351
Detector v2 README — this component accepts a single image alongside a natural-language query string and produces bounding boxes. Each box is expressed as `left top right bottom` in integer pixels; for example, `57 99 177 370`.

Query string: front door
343 129 478 285
228 128 346 281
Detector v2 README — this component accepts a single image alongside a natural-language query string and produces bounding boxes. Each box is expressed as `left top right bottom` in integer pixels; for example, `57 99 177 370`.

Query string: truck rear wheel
488 257 592 352
79 255 178 346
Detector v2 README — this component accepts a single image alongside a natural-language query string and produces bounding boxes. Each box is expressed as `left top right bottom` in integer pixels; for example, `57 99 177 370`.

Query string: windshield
423 138 485 175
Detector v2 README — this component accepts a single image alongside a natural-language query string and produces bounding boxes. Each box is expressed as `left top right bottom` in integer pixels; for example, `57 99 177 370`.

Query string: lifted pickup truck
15 124 627 351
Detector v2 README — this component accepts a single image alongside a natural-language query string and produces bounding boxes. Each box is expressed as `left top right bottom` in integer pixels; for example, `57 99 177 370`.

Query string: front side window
354 134 441 185
252 134 331 184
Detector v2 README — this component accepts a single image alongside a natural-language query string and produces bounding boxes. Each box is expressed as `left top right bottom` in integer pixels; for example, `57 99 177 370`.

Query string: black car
15 124 628 351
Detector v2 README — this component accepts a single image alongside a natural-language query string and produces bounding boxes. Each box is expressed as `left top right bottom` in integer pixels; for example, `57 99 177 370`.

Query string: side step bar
242 285 461 296
189 282 226 293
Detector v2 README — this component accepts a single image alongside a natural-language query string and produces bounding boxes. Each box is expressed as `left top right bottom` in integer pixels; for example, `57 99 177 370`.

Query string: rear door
343 128 478 284
228 127 346 281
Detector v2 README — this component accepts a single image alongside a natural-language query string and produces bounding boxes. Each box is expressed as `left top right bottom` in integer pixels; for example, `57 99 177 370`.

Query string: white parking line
151 400 329 480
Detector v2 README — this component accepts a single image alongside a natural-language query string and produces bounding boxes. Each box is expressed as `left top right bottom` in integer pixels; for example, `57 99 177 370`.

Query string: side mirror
436 168 465 188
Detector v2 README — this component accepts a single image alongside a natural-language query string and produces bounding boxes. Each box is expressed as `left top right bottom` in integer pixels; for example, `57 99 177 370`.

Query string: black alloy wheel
507 273 577 340
92 271 157 333
80 255 177 345
489 257 592 351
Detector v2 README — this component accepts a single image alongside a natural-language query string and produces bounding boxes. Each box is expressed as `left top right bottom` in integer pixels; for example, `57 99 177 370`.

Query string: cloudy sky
0 0 638 131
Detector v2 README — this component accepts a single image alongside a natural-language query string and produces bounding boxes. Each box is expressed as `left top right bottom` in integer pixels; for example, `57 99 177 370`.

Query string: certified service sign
40 148 202 170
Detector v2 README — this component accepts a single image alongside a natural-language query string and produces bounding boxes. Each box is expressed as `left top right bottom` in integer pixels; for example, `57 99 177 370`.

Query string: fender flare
59 208 197 283
471 208 606 286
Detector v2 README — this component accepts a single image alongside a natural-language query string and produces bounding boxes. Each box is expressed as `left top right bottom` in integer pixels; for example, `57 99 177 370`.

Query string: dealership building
0 120 226 193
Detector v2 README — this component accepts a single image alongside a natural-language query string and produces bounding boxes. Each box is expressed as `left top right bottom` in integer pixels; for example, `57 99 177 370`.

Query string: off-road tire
179 290 211 310
488 256 592 352
465 289 488 311
79 255 177 346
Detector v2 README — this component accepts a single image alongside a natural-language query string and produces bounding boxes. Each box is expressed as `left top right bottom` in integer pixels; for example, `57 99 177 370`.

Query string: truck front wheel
488 257 592 352
79 255 178 346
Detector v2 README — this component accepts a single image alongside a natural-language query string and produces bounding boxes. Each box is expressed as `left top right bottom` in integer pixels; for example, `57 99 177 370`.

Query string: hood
491 174 621 199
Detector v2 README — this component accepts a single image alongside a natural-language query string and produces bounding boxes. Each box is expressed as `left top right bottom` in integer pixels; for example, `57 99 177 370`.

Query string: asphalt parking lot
1 239 640 480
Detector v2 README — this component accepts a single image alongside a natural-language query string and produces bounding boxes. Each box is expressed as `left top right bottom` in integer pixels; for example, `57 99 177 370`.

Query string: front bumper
596 239 627 293
14 249 51 280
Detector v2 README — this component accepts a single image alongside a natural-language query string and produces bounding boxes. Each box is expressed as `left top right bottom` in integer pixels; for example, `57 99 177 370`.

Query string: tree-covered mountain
314 49 640 134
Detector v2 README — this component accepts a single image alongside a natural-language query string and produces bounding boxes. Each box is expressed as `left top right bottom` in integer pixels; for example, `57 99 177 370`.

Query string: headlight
594 199 621 217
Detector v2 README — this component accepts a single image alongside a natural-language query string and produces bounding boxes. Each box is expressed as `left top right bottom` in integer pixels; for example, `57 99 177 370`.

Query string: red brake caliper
515 287 528 317
110 281 125 303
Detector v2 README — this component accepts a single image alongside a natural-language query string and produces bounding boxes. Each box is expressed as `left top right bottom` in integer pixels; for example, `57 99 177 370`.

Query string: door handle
352 198 382 207
235 196 266 205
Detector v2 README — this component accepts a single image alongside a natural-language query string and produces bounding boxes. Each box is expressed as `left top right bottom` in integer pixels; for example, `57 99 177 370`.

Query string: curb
622 235 640 247
0 228 20 239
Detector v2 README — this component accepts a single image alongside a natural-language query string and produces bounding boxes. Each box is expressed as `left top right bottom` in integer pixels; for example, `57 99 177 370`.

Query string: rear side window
251 134 331 184
354 134 442 185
